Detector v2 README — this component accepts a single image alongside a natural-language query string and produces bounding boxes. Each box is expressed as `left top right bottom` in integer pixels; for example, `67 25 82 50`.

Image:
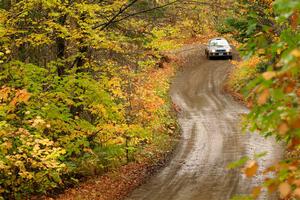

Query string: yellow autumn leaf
277 48 282 55
291 49 300 58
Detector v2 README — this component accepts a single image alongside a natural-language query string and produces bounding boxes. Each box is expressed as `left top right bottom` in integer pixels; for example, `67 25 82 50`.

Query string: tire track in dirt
125 44 282 200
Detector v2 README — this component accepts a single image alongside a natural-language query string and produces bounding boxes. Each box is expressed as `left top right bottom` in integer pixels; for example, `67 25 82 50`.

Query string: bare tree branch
93 0 183 30
93 0 230 30
106 0 181 26
93 0 139 30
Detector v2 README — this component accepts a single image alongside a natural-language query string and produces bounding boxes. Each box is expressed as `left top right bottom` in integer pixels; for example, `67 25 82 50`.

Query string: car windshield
210 39 229 46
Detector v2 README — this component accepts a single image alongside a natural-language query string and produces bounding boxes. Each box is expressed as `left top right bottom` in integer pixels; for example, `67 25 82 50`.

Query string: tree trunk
56 15 67 76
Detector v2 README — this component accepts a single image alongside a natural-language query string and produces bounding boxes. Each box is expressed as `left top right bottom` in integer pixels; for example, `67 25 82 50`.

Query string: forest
227 0 300 199
0 0 300 199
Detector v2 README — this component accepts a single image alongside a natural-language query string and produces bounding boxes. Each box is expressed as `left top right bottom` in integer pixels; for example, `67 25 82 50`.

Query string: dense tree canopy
0 0 229 198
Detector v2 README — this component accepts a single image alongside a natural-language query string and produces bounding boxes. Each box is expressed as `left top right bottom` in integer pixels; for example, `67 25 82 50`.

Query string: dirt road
126 45 282 200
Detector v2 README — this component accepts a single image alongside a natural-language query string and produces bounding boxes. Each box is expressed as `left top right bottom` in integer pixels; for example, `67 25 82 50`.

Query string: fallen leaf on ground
252 186 261 198
293 188 300 198
243 160 258 178
279 182 291 199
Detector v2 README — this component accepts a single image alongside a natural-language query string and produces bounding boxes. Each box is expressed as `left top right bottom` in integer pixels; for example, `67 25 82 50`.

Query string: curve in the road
126 44 282 200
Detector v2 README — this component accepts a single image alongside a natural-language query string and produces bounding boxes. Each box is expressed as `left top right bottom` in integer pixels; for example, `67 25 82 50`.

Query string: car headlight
211 49 216 53
226 49 231 53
